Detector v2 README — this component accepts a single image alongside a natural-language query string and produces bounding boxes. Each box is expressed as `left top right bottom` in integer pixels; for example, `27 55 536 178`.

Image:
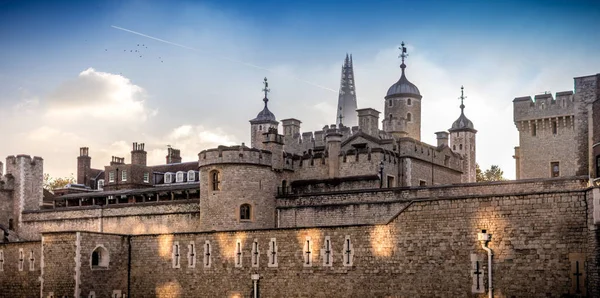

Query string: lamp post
379 161 384 188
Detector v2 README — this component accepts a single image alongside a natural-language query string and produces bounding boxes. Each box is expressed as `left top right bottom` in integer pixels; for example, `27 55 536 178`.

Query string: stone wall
19 200 200 240
126 179 594 297
0 190 13 230
0 240 41 298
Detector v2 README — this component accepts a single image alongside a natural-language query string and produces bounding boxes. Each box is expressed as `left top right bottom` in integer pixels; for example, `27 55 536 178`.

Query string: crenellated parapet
397 138 462 172
513 91 575 122
199 145 274 168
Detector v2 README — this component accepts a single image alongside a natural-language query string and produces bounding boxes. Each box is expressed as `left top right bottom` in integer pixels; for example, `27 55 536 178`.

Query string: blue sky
1 0 599 179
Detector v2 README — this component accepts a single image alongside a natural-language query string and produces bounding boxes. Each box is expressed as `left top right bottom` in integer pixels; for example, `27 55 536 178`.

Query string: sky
1 0 599 179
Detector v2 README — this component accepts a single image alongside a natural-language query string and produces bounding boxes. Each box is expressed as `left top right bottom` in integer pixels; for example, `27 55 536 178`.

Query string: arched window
164 172 173 184
459 144 463 150
389 100 393 107
91 246 109 269
97 179 105 191
407 113 412 122
240 204 251 221
210 170 220 191
176 171 185 183
407 98 412 106
187 170 196 182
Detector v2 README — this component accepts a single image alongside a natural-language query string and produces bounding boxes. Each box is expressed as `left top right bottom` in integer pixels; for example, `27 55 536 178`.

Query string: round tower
382 42 422 141
250 77 279 150
449 86 477 183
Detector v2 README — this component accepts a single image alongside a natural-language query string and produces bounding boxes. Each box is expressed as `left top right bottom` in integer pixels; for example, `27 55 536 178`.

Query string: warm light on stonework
296 229 322 259
158 234 174 259
370 225 394 257
217 232 247 262
156 281 182 298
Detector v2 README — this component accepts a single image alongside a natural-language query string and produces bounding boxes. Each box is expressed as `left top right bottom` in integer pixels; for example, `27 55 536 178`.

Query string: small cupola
250 77 277 124
386 42 421 99
449 86 477 133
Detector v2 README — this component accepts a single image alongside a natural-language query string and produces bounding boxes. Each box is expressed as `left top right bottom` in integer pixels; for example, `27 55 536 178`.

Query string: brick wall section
127 184 594 297
586 189 600 297
42 233 77 297
0 241 41 297
78 232 129 298
19 201 200 240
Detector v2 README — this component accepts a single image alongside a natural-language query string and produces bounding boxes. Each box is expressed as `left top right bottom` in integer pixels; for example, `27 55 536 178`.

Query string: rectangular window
97 179 105 191
552 121 557 135
551 162 560 177
176 172 184 183
419 180 427 186
532 123 537 136
109 172 115 183
387 175 395 187
121 170 127 182
143 173 149 183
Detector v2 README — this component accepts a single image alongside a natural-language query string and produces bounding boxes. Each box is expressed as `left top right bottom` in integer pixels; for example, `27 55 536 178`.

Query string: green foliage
476 164 505 182
43 173 76 192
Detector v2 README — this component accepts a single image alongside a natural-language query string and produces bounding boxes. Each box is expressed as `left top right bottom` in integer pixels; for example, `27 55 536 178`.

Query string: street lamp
379 161 384 188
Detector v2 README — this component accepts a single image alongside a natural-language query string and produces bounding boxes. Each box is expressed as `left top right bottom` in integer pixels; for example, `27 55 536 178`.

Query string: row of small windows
388 98 412 107
164 170 196 184
530 121 559 137
0 249 35 272
171 236 354 269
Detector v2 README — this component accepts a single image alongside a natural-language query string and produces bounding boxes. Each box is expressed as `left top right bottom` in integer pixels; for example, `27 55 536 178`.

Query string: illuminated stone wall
0 240 40 298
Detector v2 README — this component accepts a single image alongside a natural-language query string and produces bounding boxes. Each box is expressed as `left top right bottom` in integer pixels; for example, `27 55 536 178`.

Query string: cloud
45 68 156 122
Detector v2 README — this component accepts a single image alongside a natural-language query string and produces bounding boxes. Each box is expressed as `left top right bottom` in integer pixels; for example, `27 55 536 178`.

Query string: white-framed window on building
188 242 196 268
172 242 180 269
143 173 149 183
18 248 24 271
251 239 259 268
187 170 196 182
109 172 115 183
322 236 333 267
176 171 185 183
164 172 173 184
29 250 35 271
121 170 127 182
111 290 122 298
268 238 278 267
97 179 105 191
88 291 96 298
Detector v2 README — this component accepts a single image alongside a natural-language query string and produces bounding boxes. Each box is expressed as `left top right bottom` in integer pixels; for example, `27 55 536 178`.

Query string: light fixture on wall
477 229 493 298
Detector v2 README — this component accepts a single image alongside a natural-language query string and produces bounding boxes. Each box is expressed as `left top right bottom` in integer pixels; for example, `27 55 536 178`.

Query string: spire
399 41 408 73
459 85 466 113
262 77 270 108
336 53 358 126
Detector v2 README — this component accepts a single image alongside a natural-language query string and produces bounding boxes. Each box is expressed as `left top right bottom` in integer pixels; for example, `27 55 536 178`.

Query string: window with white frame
172 242 180 269
188 242 196 268
121 170 127 182
303 237 313 267
176 171 185 183
322 236 333 267
251 239 259 268
29 250 35 271
97 179 105 191
204 240 212 268
187 170 195 182
234 239 243 268
268 238 278 267
109 172 115 183
164 173 173 184
88 291 96 298
18 248 24 271
143 173 149 183
343 235 354 266
0 249 4 271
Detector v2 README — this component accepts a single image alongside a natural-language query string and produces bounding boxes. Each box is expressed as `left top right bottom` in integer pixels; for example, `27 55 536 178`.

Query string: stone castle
0 44 599 298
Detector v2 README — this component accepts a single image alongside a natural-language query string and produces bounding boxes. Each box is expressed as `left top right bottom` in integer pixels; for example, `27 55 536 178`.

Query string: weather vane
399 41 408 67
338 113 344 125
459 86 467 110
262 77 270 105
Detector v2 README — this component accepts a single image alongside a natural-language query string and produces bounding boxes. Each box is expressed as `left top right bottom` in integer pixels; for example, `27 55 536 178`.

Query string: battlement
513 91 576 122
397 138 462 172
284 123 365 155
199 145 274 168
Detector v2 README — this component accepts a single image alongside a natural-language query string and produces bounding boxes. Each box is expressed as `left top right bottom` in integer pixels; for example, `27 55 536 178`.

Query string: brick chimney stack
110 156 125 166
77 147 91 185
166 147 182 164
131 142 147 166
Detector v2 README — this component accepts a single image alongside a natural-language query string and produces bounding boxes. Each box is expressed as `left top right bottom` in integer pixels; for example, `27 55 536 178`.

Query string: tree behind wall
43 173 76 192
476 164 505 182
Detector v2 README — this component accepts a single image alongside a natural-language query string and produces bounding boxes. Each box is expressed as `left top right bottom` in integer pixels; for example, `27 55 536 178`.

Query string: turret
449 86 477 183
325 126 343 178
382 42 422 140
435 131 449 147
250 78 279 150
5 155 43 234
336 54 358 127
357 108 380 137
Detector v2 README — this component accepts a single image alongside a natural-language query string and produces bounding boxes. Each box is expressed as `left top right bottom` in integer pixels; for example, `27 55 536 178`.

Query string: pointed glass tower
336 54 358 127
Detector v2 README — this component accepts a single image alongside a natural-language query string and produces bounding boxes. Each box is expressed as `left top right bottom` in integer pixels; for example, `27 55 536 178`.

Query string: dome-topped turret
386 71 421 98
449 86 476 132
250 77 278 124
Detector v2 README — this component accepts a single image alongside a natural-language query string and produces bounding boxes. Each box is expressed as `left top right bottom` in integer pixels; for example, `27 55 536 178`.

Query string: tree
476 164 505 182
43 173 76 192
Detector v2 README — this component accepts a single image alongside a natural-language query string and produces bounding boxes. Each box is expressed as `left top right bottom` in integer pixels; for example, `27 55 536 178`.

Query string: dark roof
90 169 104 181
150 161 198 173
449 110 476 132
58 182 199 199
386 69 421 99
250 103 277 123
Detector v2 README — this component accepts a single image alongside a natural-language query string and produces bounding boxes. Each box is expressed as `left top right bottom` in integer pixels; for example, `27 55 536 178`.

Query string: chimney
166 147 182 164
325 127 343 178
131 142 147 166
110 156 125 165
357 108 380 137
77 147 91 185
435 131 449 147
281 118 302 138
0 161 3 177
263 127 284 170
